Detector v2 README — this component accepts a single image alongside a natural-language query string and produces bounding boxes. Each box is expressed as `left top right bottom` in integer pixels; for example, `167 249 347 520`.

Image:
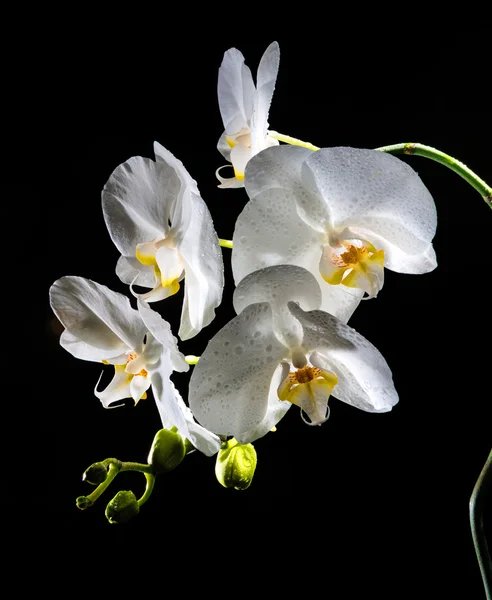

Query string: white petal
116 256 156 289
244 145 313 199
235 362 291 444
102 155 174 257
148 348 189 437
350 226 438 274
233 265 322 348
218 47 255 135
137 299 189 373
304 147 437 245
148 350 220 455
288 302 398 412
153 142 201 236
231 187 362 323
130 375 151 403
59 330 111 362
155 246 184 287
217 130 232 161
189 302 288 438
50 277 145 356
216 165 245 189
230 144 252 180
251 41 280 153
173 387 222 456
176 192 224 340
94 366 133 408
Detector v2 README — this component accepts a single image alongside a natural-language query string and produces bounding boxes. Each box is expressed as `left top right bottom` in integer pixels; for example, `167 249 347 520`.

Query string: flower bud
76 496 93 510
105 491 139 524
147 428 186 474
82 462 108 485
215 439 257 490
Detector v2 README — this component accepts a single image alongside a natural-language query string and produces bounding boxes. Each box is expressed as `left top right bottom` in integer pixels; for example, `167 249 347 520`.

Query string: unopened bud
148 428 186 474
105 491 139 524
215 439 257 490
82 462 108 485
76 496 93 510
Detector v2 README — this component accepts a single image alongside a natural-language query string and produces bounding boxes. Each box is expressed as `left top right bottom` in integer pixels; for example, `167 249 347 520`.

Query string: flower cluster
50 41 440 508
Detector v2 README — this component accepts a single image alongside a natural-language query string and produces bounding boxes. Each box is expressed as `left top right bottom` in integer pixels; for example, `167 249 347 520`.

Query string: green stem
470 450 492 600
268 130 320 151
219 238 233 249
84 461 120 504
376 143 491 206
120 461 154 475
185 355 200 365
268 131 492 207
137 472 156 507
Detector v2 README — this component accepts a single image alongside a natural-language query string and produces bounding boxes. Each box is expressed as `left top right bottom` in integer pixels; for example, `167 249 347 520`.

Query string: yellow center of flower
320 239 385 299
277 365 338 425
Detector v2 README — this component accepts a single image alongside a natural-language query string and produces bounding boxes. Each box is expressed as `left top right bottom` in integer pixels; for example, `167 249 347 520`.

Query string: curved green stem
268 131 492 207
137 472 156 507
219 238 233 249
83 461 120 505
376 143 491 206
119 461 154 474
268 130 320 151
470 450 492 600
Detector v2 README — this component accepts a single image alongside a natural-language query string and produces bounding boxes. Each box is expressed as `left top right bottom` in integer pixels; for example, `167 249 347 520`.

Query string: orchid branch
268 131 492 207
470 450 492 600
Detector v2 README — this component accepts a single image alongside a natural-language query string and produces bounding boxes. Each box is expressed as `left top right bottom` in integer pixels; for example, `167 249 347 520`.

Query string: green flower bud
82 462 108 485
147 428 186 474
76 496 93 510
105 491 139 524
215 439 257 490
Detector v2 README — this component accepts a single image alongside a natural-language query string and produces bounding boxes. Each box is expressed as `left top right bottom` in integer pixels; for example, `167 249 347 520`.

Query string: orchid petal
130 375 151 404
102 156 175 257
176 192 224 340
152 142 200 237
235 362 292 444
288 302 398 412
232 187 362 323
251 41 280 153
116 256 156 288
244 145 313 199
94 365 133 408
189 302 288 438
149 350 220 456
304 147 437 247
218 47 255 135
137 299 189 373
217 130 232 161
155 246 183 287
216 165 246 189
349 226 438 274
59 330 111 363
230 144 252 180
233 265 322 348
50 276 145 356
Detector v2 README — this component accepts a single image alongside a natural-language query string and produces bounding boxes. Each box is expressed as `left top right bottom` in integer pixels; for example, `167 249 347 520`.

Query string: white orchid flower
189 265 398 444
49 276 221 456
102 141 224 340
216 41 280 188
232 145 437 323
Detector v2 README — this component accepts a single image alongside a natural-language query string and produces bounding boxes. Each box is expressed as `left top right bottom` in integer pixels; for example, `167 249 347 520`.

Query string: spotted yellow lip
320 239 385 298
278 365 338 425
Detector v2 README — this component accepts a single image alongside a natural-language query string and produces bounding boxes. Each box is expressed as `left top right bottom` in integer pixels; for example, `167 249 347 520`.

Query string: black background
7 19 491 599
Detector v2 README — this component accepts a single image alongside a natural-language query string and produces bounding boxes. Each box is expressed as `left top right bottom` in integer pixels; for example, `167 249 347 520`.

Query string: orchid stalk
268 131 492 206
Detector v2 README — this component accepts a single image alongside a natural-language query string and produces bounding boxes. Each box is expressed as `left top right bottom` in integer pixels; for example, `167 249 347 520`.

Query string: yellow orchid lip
277 365 338 425
320 239 385 298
